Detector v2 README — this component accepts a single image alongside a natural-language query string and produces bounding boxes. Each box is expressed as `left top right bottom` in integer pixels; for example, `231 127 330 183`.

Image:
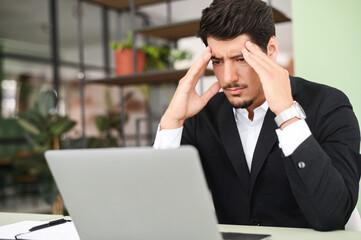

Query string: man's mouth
226 87 245 95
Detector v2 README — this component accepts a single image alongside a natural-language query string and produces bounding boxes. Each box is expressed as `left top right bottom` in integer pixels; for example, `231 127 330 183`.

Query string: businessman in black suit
153 0 361 231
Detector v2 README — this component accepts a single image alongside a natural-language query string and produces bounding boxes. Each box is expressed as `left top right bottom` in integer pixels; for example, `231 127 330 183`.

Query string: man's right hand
160 46 221 130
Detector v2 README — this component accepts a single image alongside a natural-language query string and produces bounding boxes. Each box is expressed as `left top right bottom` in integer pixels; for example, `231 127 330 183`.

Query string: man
153 0 361 231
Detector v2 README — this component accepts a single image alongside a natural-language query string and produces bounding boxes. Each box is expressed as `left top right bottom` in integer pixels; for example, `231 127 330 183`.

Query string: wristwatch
274 101 306 127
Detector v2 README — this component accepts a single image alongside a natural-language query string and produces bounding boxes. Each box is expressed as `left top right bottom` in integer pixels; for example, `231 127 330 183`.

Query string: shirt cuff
275 119 312 157
153 124 183 149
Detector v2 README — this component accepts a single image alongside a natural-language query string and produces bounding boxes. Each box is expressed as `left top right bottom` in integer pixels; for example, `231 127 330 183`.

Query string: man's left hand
242 41 293 116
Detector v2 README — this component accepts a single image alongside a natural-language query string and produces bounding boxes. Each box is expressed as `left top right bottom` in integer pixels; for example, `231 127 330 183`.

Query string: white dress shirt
153 101 312 172
234 101 268 170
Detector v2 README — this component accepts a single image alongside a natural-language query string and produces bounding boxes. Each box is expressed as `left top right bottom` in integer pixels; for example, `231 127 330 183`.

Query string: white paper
0 221 44 239
0 220 80 240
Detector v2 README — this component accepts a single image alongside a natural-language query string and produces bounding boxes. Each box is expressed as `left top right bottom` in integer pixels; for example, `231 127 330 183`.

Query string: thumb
200 81 221 105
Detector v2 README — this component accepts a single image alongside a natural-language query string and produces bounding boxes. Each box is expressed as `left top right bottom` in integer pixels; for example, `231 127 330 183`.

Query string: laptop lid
45 146 222 240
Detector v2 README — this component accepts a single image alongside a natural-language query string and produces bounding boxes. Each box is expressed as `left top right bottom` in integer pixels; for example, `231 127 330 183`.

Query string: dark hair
197 0 275 52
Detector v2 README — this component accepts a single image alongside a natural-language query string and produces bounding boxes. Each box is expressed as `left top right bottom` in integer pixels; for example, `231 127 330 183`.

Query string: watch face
294 101 306 119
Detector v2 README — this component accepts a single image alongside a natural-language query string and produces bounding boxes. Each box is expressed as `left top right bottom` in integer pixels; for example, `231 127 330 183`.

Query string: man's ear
267 36 278 62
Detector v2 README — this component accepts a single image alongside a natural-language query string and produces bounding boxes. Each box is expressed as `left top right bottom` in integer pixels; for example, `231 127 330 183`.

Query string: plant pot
115 49 145 76
173 59 192 70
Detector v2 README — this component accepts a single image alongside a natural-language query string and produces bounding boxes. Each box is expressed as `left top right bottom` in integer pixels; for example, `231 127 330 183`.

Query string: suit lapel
217 75 296 193
249 109 278 191
218 99 250 191
248 76 297 191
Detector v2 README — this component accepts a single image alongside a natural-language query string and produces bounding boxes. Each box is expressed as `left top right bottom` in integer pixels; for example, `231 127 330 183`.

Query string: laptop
45 146 270 240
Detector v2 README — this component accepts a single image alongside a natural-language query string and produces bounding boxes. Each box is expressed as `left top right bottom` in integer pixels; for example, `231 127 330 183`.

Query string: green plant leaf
169 49 193 62
49 117 76 136
109 31 134 50
17 118 41 135
19 109 43 124
61 120 76 134
109 42 119 50
104 87 113 112
95 115 110 132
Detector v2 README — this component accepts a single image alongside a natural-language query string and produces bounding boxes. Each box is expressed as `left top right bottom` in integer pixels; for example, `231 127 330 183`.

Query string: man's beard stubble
230 97 254 109
223 83 255 109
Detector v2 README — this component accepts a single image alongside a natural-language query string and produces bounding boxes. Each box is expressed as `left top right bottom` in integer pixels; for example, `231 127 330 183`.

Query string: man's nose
223 61 238 84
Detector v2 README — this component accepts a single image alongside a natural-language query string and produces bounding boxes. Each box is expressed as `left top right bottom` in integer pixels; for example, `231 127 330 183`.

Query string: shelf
272 7 291 23
138 19 200 40
137 7 290 40
85 68 215 86
85 0 173 10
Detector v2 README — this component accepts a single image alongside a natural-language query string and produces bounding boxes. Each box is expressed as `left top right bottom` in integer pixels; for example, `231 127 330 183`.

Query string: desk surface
1 212 361 240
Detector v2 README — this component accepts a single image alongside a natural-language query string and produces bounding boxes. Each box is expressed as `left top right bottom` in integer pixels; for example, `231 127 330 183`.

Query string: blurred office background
0 0 360 214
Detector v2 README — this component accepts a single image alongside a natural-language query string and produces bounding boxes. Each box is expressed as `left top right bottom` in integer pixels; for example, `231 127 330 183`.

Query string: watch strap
274 106 298 127
274 101 307 128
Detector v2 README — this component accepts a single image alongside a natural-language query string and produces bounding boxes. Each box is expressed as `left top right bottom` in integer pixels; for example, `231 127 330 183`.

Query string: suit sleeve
283 89 361 231
181 115 198 146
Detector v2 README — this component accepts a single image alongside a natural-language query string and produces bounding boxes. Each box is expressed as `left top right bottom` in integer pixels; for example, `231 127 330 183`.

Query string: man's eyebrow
211 56 222 60
210 54 244 60
230 54 244 59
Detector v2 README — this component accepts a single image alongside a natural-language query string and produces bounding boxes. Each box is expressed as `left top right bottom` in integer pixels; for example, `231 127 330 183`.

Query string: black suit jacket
181 76 361 231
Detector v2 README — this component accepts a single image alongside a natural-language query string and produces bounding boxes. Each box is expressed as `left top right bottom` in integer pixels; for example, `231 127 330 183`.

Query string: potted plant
15 89 76 214
110 32 146 76
87 87 133 148
110 32 193 75
169 48 193 69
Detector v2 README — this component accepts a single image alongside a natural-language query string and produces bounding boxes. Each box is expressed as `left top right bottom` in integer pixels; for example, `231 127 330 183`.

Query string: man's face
208 34 266 110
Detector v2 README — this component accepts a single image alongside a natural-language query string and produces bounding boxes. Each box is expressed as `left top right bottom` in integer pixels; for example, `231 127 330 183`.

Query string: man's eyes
212 60 221 65
212 58 245 65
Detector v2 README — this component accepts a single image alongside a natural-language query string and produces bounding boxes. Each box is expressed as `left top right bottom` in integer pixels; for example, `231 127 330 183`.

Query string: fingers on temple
242 44 275 75
242 49 267 75
184 47 212 86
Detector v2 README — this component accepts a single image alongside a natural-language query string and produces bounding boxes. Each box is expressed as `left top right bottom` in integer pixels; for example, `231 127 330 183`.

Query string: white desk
219 224 361 240
0 212 63 226
1 212 361 240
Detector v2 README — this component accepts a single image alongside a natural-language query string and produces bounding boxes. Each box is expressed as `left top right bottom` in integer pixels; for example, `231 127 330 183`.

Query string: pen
29 218 71 232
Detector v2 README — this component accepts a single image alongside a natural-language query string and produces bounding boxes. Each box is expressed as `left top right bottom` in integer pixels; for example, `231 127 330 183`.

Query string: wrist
160 115 184 130
273 101 293 116
279 117 299 130
274 101 306 128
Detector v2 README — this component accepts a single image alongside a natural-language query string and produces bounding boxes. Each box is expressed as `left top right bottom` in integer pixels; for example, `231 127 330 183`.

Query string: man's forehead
208 37 248 58
206 34 252 43
207 35 251 54
211 49 244 59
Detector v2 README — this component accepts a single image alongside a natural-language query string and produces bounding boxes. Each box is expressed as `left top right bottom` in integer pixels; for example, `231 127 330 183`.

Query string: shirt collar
233 101 269 122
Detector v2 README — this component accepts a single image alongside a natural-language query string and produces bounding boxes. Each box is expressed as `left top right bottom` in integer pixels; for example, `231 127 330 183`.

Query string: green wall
292 0 361 213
